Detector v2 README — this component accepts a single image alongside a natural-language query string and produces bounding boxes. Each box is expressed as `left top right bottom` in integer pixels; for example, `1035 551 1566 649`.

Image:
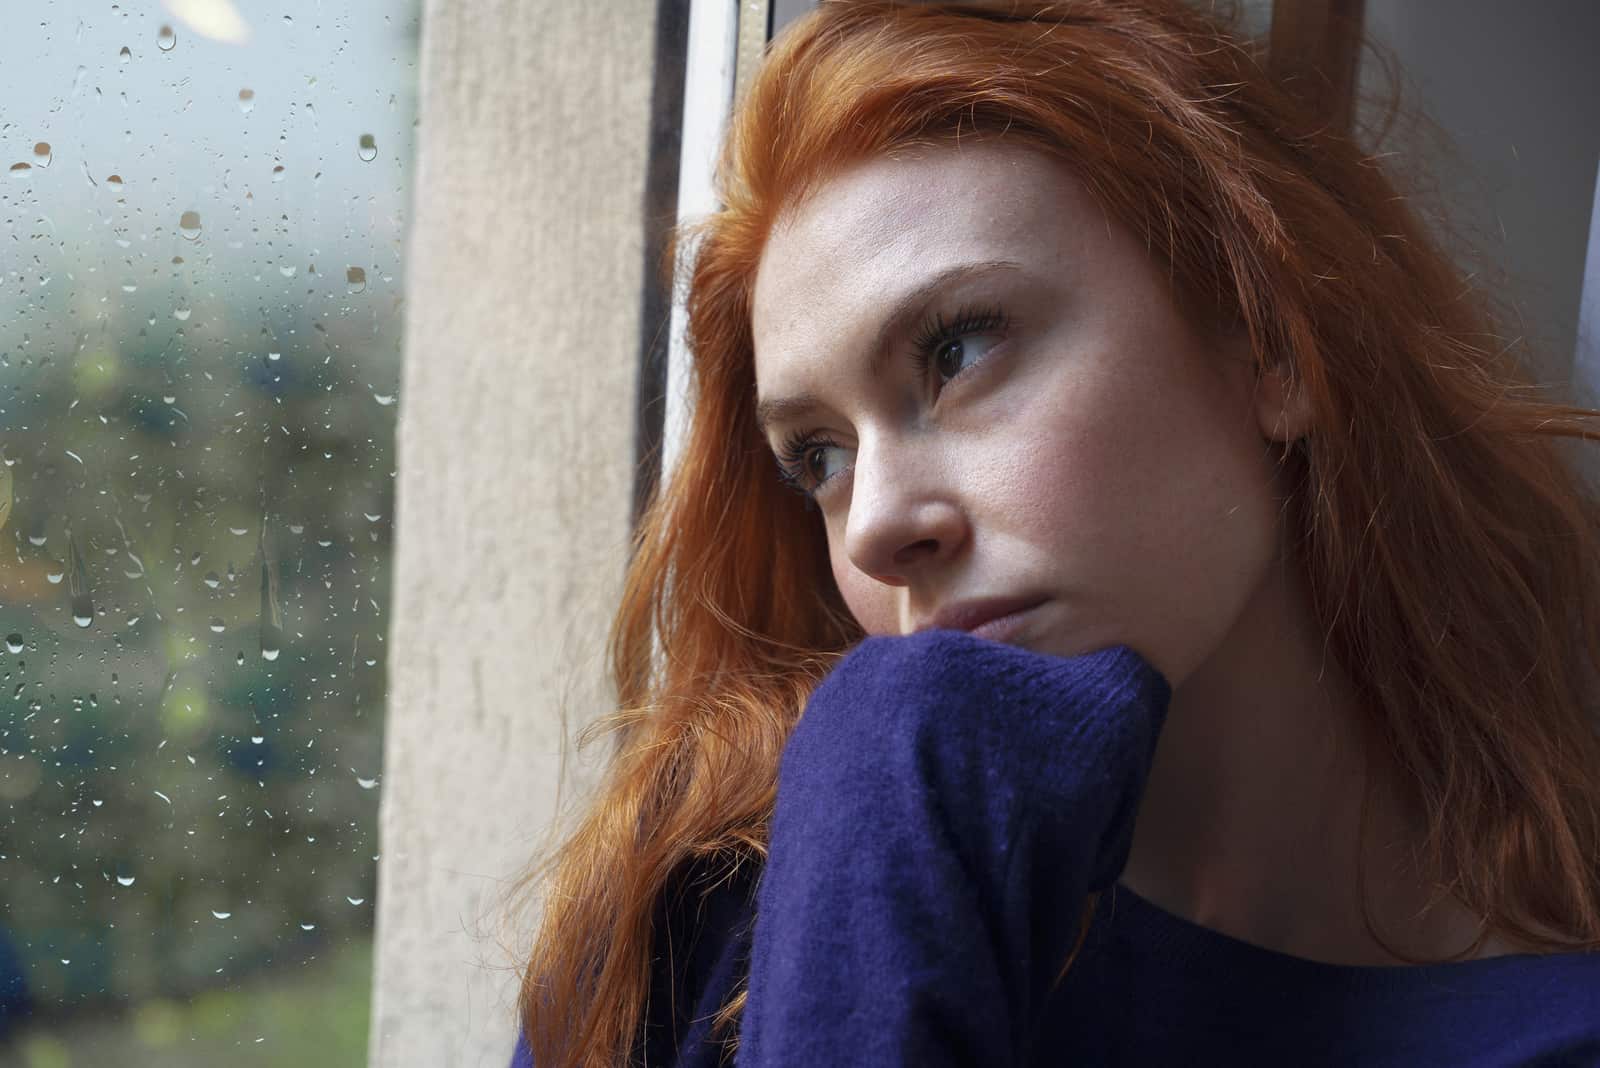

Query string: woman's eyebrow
754 258 1023 436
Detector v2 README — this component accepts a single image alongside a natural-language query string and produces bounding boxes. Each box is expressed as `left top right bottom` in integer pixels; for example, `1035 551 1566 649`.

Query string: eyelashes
774 301 1012 501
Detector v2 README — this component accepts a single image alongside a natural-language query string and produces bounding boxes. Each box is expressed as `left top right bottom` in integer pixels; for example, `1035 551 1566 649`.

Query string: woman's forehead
751 142 1097 351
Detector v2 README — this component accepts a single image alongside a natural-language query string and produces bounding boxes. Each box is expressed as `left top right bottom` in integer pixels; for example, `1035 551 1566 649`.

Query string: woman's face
750 139 1305 689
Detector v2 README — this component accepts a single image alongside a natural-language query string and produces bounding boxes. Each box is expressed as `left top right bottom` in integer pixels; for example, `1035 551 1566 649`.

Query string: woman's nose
841 438 967 586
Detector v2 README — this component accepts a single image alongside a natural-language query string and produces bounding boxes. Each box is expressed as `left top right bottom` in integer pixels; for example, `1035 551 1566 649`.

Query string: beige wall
370 0 657 1063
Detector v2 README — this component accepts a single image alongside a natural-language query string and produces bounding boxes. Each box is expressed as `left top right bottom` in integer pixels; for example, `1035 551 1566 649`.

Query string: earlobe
1255 362 1314 443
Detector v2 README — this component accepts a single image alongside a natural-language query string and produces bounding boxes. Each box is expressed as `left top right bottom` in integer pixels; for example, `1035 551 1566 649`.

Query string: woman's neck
1117 551 1514 966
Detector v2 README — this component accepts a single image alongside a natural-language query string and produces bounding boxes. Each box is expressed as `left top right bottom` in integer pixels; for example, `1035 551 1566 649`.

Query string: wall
1360 0 1600 386
369 0 657 1063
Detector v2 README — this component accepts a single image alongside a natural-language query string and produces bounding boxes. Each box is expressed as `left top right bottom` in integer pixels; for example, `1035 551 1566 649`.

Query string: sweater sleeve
736 628 1172 1067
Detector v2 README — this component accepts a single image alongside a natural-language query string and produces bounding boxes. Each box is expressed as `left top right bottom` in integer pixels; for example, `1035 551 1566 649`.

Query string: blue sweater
512 629 1600 1066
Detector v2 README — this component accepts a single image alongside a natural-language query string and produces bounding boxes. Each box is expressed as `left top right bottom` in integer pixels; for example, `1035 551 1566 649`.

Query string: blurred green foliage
2 935 371 1067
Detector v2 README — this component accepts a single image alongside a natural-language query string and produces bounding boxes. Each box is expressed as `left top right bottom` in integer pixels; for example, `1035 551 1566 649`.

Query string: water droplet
105 174 123 189
346 266 367 293
278 264 296 278
237 88 255 114
212 910 231 920
9 162 31 180
208 616 226 633
357 134 377 162
373 392 396 406
45 563 64 584
173 307 191 321
68 534 93 628
92 799 104 807
235 651 245 666
267 351 282 362
157 24 176 50
347 897 365 906
178 210 202 241
250 735 264 744
4 634 22 654
260 538 283 661
204 571 221 589
117 875 135 886
271 164 285 181
121 282 138 293
355 774 379 790
33 142 52 167
119 45 131 63
299 922 316 931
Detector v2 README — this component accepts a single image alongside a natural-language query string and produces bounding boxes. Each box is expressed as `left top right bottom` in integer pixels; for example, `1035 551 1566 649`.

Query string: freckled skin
751 139 1304 690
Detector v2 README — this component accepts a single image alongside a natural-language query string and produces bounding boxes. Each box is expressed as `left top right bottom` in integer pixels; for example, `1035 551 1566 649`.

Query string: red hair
511 2 1600 1064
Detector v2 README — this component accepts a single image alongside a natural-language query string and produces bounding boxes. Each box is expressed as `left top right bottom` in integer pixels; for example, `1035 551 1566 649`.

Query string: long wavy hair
510 1 1600 1064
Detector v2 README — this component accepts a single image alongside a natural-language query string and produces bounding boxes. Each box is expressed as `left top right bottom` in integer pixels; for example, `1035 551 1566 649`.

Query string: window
0 2 416 1062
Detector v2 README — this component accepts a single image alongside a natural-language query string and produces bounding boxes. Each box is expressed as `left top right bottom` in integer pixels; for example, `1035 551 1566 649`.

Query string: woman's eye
802 441 851 485
930 332 1005 383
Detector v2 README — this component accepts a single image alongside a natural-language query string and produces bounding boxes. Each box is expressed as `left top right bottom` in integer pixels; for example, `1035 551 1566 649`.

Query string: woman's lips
916 596 1047 640
967 601 1043 642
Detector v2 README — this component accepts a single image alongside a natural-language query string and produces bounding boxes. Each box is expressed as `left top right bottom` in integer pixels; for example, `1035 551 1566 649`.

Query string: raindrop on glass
346 266 367 293
347 897 365 906
4 634 22 654
250 735 264 745
271 164 285 182
267 351 282 362
157 24 176 51
212 910 231 920
174 307 191 321
278 264 296 278
8 162 31 180
118 45 131 63
204 571 221 589
45 563 65 584
208 617 226 633
69 535 94 629
357 134 377 162
33 142 52 168
179 210 202 241
373 392 396 406
299 923 316 931
116 875 135 887
355 775 379 790
237 88 255 114
105 174 123 189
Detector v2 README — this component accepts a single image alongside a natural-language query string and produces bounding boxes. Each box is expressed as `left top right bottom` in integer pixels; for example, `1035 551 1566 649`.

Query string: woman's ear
1254 360 1314 443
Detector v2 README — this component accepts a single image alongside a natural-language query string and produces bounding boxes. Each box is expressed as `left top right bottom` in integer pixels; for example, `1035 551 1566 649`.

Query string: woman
510 1 1600 1064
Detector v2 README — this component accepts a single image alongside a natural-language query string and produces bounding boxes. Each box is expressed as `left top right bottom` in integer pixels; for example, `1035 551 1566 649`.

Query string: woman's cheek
834 563 901 636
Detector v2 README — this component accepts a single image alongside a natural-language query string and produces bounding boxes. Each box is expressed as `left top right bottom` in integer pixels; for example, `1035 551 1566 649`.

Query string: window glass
0 1 416 1063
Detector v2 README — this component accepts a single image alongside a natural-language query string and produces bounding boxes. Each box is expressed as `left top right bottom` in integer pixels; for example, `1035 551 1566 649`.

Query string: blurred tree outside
0 0 418 1062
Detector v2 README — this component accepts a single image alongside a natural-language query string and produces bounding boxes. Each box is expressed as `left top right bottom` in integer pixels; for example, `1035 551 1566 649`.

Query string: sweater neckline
1100 879 1572 994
